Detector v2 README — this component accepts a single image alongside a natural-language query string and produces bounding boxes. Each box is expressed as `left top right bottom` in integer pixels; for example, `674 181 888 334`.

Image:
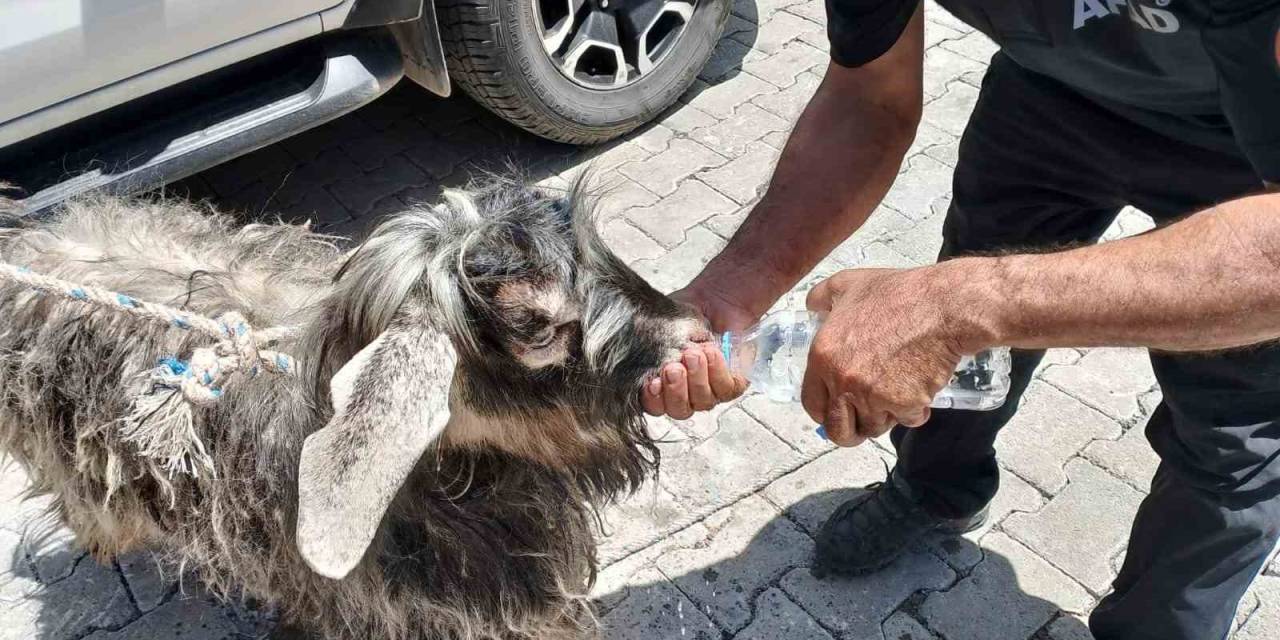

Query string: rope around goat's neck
0 262 301 477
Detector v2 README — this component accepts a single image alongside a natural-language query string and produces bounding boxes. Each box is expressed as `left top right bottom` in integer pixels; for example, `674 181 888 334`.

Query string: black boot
813 470 988 577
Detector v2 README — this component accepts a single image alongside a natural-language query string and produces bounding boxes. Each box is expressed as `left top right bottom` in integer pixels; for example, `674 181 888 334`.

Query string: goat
0 179 706 639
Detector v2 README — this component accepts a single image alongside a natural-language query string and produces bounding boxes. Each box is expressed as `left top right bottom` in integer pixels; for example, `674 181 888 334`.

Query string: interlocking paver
780 553 954 640
921 532 1093 639
689 103 789 158
925 0 976 34
118 551 174 612
738 588 834 640
1046 614 1097 640
576 140 652 175
1081 425 1160 491
658 407 801 515
802 207 918 282
906 121 956 161
760 447 894 536
1235 576 1280 639
882 155 954 222
995 381 1122 495
924 17 964 48
625 179 737 247
926 466 1045 573
732 11 824 55
856 241 917 269
883 611 939 639
699 141 779 204
327 154 426 215
1 558 136 640
753 70 821 121
618 138 727 197
940 29 999 64
1100 207 1156 242
700 37 755 83
601 567 721 640
657 495 812 632
83 594 247 640
922 81 981 137
600 218 668 263
631 226 725 292
885 200 948 264
24 525 83 583
923 136 960 167
1039 348 1157 425
732 0 803 23
739 394 832 458
1005 459 1146 594
923 48 986 102
683 73 778 120
784 0 827 26
742 40 828 89
340 116 430 171
658 103 719 135
631 123 675 154
199 144 293 198
596 480 688 566
703 208 747 239
595 176 660 220
761 129 790 150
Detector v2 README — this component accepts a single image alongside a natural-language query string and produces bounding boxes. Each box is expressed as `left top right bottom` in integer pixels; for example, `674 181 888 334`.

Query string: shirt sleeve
826 0 921 67
1202 1 1280 183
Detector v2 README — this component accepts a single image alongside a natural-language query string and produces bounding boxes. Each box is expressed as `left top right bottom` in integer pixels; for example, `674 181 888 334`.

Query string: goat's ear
295 324 457 579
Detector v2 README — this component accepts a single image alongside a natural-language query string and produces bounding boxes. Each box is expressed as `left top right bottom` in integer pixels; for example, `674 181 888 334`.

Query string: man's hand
640 288 750 420
801 267 977 447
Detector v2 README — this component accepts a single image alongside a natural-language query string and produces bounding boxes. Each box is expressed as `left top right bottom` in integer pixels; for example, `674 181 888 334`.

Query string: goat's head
294 179 705 579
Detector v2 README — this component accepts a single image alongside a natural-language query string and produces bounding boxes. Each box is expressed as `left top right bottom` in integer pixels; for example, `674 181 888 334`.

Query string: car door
0 0 343 126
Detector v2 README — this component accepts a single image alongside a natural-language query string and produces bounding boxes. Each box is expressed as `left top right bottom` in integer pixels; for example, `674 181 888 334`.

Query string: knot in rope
157 311 298 406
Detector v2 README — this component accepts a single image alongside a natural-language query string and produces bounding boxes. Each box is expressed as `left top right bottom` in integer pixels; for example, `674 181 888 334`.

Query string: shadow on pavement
7 481 1092 640
594 489 1094 639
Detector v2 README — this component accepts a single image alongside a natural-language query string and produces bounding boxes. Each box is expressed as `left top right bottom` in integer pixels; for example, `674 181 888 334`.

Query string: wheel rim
534 0 696 90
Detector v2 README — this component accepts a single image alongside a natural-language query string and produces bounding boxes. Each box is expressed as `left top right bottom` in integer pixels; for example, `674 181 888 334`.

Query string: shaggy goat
0 181 706 639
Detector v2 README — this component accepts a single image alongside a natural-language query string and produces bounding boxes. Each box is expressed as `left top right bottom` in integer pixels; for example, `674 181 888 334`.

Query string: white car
0 0 728 214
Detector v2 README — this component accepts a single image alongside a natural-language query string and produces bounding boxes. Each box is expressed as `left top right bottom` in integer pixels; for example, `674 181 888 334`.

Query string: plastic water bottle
719 310 1012 410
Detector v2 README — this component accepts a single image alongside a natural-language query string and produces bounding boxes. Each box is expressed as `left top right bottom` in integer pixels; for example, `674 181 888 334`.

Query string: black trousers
893 53 1280 640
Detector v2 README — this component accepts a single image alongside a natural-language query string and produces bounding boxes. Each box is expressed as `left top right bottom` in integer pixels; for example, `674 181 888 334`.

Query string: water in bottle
719 309 1011 410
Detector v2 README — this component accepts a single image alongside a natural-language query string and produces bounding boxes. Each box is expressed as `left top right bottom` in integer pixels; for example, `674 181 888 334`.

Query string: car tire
436 0 729 144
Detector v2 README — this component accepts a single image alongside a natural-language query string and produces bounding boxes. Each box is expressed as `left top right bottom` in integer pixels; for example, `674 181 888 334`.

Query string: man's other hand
800 267 977 447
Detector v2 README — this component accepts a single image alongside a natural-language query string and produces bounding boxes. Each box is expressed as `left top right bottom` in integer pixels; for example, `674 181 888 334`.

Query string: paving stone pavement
1 1 1276 638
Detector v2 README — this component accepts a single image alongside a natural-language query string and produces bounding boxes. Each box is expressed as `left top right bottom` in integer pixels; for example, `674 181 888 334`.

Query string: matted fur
0 179 700 639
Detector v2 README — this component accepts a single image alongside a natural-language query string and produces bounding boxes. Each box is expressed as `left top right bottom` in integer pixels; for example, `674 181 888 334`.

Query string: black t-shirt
827 0 1280 182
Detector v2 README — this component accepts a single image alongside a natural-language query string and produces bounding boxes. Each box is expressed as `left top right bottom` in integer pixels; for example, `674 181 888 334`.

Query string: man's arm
802 192 1280 446
679 5 925 329
958 192 1280 351
641 3 926 419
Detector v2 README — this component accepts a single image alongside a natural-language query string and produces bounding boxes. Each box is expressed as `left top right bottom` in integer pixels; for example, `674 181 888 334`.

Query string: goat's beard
573 386 659 501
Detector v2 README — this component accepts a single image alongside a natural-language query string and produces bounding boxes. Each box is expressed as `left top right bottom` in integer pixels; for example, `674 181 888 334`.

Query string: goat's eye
527 326 558 350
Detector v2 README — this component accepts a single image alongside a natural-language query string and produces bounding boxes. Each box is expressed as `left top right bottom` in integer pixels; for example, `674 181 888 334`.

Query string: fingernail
665 367 682 383
815 425 828 441
684 352 701 372
648 378 662 396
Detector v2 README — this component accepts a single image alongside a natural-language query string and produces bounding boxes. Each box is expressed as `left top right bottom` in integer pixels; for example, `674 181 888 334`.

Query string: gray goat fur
0 180 699 639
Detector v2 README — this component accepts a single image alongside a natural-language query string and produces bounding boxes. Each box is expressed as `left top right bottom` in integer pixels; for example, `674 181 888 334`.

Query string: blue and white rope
0 262 299 406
